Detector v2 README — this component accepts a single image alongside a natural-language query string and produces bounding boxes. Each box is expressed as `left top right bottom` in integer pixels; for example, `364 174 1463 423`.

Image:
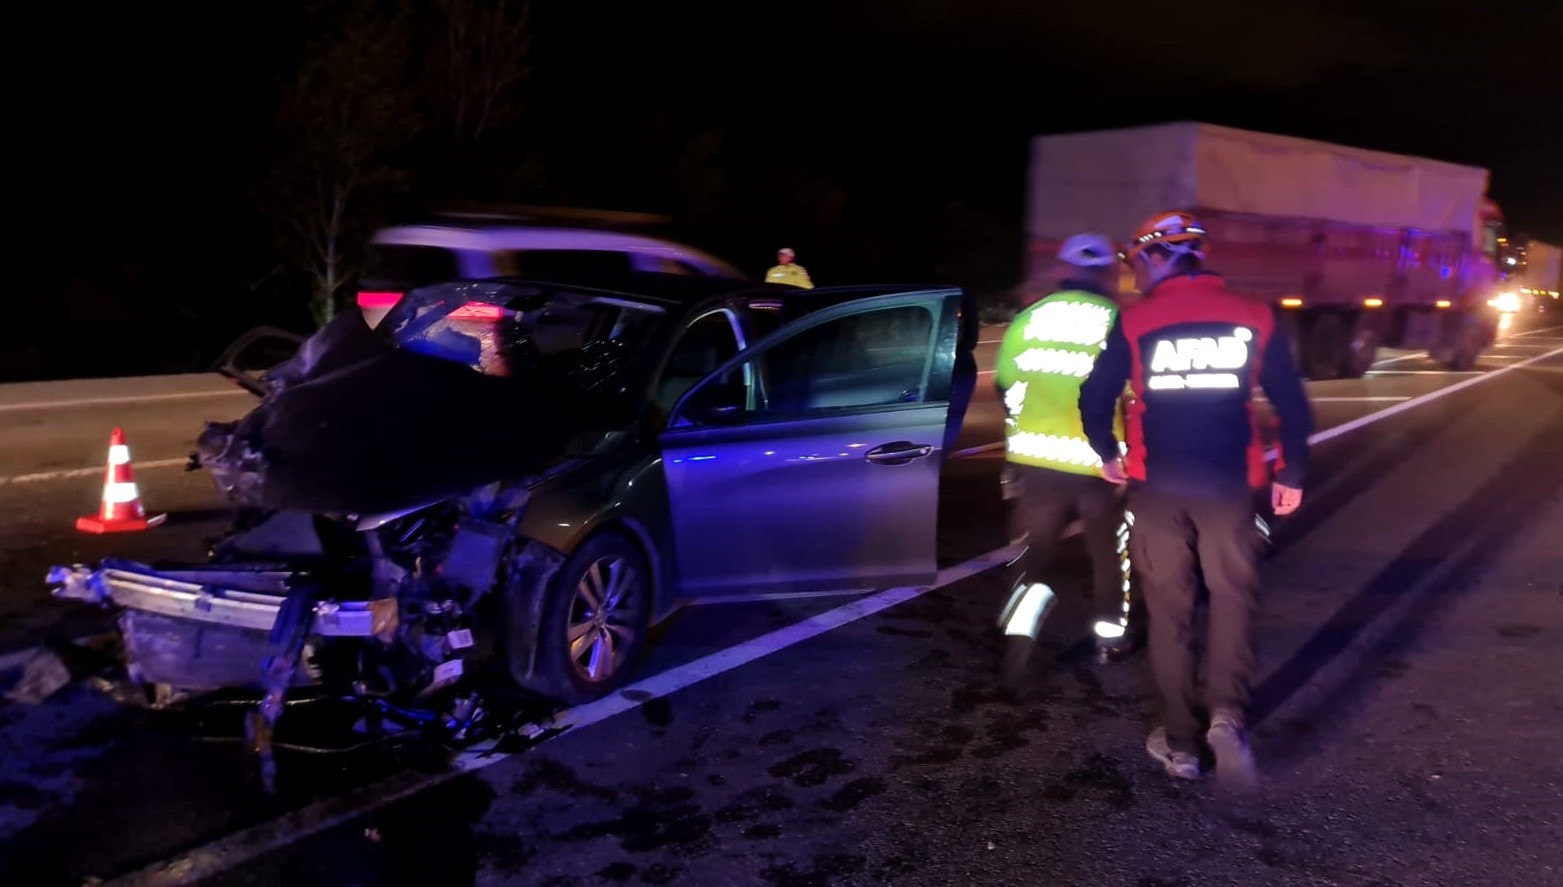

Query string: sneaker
1206 714 1260 794
1146 727 1201 780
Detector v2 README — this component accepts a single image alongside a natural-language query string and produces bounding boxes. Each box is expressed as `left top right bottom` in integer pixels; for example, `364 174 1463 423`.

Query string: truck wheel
1302 314 1346 380
1342 327 1379 378
530 532 652 705
1447 323 1485 371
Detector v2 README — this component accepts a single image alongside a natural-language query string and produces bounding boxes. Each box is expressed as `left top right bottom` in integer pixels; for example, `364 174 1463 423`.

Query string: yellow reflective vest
994 289 1126 475
765 263 814 289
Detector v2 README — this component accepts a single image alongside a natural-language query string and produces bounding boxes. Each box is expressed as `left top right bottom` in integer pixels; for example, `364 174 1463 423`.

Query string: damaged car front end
50 484 564 785
47 278 679 776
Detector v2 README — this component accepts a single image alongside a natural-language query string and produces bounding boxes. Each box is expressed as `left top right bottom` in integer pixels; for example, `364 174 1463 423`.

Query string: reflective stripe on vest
998 291 1121 475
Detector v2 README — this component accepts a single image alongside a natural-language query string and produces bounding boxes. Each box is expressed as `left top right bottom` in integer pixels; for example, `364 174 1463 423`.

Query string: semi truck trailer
1025 123 1509 378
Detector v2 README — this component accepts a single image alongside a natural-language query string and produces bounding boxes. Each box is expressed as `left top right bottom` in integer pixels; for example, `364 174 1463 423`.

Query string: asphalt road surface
1 318 1560 886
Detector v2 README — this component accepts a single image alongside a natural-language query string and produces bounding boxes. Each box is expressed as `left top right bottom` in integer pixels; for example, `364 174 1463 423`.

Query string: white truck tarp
1027 122 1491 241
1526 242 1561 292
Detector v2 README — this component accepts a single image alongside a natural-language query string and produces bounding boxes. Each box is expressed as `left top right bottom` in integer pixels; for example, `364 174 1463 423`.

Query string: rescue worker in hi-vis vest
765 247 814 289
994 233 1142 688
1079 211 1312 792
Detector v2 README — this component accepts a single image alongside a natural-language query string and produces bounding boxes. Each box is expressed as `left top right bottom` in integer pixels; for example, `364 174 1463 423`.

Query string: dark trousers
1128 485 1264 753
1007 463 1130 629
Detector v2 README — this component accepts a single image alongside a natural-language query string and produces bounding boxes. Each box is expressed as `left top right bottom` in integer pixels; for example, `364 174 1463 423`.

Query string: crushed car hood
198 310 618 515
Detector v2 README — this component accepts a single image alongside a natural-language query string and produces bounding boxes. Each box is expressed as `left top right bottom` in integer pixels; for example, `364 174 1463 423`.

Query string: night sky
13 0 1561 377
534 0 1561 237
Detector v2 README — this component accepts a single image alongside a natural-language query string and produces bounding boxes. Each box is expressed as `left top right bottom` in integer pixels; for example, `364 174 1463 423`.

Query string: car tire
532 532 652 705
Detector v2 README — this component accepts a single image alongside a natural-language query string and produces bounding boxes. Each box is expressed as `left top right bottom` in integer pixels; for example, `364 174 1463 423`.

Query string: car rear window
362 245 461 289
382 281 664 387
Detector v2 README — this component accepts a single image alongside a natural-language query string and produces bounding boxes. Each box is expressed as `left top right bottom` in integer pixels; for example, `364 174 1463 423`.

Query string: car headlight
1488 292 1522 313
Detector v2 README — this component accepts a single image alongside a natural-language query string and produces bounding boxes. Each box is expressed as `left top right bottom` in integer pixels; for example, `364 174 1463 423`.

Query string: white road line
0 458 189 487
0 390 249 413
1370 352 1427 366
1270 342 1563 459
105 546 1023 887
1366 370 1482 376
1307 396 1412 403
1511 324 1563 338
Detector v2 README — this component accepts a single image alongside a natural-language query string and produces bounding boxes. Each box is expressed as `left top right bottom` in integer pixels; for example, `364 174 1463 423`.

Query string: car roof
372 224 740 270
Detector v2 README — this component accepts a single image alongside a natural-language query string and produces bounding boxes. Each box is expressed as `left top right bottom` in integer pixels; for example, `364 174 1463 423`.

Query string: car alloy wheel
565 554 642 684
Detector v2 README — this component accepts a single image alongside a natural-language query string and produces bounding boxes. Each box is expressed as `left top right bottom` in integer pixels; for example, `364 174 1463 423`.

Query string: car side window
692 305 935 422
747 305 785 341
656 311 743 413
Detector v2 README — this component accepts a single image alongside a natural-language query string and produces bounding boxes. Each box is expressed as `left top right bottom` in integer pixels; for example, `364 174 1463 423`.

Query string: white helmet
1058 233 1118 269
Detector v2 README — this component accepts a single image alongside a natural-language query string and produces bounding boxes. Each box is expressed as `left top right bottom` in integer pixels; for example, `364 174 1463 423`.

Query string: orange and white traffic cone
76 427 166 534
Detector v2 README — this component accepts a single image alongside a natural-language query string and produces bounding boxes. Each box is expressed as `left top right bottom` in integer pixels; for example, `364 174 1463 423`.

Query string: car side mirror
682 380 747 426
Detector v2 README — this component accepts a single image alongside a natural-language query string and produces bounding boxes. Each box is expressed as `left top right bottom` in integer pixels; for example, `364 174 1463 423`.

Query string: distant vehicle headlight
1488 291 1522 313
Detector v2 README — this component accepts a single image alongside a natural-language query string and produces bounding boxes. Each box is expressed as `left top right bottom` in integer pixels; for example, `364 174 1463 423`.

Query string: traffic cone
76 428 166 534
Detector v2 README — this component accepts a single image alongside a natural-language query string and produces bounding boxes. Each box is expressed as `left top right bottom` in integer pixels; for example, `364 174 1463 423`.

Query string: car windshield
379 280 665 393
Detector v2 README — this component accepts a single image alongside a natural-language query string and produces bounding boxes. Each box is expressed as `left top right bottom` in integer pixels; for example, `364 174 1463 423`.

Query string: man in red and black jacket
1079 211 1313 791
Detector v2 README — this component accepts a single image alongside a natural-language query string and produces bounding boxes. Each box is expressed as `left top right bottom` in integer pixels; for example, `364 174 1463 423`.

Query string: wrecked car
50 272 977 734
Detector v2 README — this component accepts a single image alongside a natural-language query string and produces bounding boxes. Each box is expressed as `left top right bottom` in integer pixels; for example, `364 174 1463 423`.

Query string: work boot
1206 711 1260 794
997 582 1056 692
1146 727 1201 780
1092 621 1144 664
1094 630 1145 664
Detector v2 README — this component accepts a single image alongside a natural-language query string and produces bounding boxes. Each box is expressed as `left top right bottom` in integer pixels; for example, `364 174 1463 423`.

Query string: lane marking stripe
0 389 250 413
1367 370 1481 376
0 458 188 487
1268 342 1563 460
1303 397 1410 402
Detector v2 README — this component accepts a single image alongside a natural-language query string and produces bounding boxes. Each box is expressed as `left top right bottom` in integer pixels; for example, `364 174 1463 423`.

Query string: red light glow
448 301 505 322
357 291 404 310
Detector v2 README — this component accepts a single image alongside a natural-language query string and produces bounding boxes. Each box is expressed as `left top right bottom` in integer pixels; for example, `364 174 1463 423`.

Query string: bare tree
260 0 421 326
427 0 536 143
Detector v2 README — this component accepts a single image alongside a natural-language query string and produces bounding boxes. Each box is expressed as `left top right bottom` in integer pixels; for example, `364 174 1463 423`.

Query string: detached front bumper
49 561 379 692
49 561 377 637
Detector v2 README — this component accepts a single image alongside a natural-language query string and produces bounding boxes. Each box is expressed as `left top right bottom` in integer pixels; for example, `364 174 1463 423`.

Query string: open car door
659 286 976 600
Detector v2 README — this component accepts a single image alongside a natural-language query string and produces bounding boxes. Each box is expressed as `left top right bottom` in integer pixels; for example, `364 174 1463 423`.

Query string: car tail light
357 291 404 310
448 301 505 322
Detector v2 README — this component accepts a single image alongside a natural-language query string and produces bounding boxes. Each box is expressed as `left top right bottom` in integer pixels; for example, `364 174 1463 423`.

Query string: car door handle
864 442 934 464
